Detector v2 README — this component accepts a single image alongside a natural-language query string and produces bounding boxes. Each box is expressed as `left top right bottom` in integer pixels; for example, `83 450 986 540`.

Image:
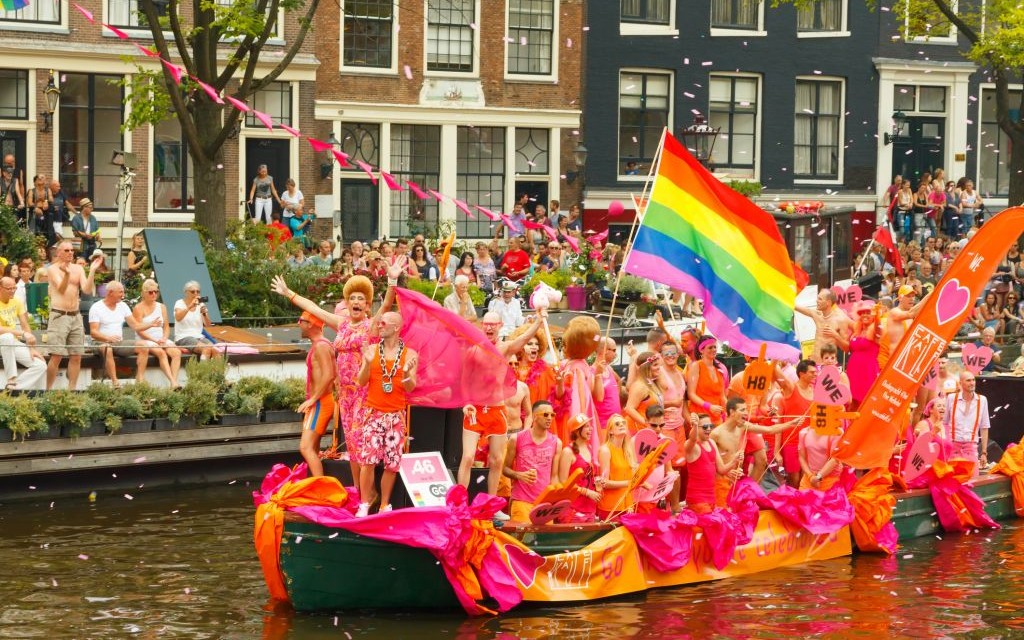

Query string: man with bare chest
796 289 853 362
503 367 532 434
46 240 100 389
711 397 799 502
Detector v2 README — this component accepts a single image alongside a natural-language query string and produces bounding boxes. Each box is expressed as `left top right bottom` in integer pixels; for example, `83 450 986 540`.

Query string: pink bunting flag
355 160 378 184
522 219 546 230
428 189 445 202
103 23 130 39
453 199 475 218
563 235 580 253
135 44 160 58
192 78 224 104
589 229 609 244
500 214 514 229
278 123 301 137
225 96 251 113
542 226 559 243
473 205 501 221
161 59 184 85
380 171 405 191
331 149 351 168
251 110 275 132
308 138 333 153
73 2 94 23
405 180 431 200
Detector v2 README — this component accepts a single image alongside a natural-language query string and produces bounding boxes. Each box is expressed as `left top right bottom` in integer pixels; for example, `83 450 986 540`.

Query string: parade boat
890 472 1016 540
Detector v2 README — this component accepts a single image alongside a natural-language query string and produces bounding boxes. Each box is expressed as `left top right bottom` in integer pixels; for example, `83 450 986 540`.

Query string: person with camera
173 280 219 360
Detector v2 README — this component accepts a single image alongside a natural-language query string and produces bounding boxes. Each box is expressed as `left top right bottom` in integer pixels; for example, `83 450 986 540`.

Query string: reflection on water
2 483 1023 639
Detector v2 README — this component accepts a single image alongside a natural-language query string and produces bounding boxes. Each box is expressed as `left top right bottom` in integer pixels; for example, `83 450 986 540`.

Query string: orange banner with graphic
835 207 1024 469
503 511 850 603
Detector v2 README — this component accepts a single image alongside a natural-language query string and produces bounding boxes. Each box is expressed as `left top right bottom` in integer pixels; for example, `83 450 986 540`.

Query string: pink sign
397 452 454 507
831 284 863 314
635 470 679 503
961 344 994 374
902 431 939 484
633 428 678 466
503 543 544 589
529 499 573 525
936 278 971 326
813 365 852 406
921 359 941 392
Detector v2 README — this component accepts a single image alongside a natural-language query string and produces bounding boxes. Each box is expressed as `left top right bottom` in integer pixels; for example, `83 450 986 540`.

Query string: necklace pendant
382 381 393 394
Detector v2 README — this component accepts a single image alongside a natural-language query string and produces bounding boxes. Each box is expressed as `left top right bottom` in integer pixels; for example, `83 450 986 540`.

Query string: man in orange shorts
296 311 337 477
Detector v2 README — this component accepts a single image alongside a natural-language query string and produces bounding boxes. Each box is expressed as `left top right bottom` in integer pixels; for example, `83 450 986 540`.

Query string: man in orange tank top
355 311 419 517
773 359 817 488
297 310 337 478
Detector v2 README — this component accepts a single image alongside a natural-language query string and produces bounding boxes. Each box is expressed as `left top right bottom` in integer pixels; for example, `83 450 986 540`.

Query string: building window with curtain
0 70 28 119
343 0 394 69
794 79 841 180
457 126 505 237
245 81 292 127
507 0 554 76
153 117 194 212
389 124 440 237
797 0 841 32
709 75 758 176
710 0 759 29
619 71 671 175
107 0 154 28
59 73 124 209
0 0 60 23
427 0 474 73
979 88 1015 197
621 0 669 25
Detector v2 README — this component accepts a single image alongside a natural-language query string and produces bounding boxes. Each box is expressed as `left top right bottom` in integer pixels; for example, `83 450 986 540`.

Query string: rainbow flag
1 0 29 11
623 132 801 361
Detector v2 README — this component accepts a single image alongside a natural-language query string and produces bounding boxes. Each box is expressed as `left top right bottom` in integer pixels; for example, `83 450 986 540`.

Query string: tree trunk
1009 130 1024 209
192 102 228 245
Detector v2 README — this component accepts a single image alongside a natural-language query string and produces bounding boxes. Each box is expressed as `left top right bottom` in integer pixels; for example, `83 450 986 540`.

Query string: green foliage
264 377 305 411
180 380 220 425
185 356 228 391
725 180 763 198
0 392 46 439
119 71 174 133
152 386 186 424
36 390 94 437
400 278 486 306
222 386 264 415
615 274 651 297
84 382 125 431
521 270 572 301
564 238 609 286
0 206 41 263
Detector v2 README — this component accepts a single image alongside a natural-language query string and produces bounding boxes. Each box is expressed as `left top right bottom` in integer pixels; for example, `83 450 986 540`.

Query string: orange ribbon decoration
253 476 349 601
449 519 501 615
930 458 989 530
991 437 1024 518
848 468 901 554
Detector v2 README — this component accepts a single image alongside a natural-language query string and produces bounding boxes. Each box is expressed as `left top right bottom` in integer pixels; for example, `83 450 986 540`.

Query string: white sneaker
379 504 393 513
493 510 510 522
355 502 370 518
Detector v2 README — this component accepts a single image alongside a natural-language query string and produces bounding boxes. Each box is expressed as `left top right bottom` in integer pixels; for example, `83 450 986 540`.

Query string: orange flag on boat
834 207 1024 469
438 230 456 280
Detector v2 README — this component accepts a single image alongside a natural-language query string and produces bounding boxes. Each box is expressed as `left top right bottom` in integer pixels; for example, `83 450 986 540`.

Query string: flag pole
854 236 877 278
603 127 669 343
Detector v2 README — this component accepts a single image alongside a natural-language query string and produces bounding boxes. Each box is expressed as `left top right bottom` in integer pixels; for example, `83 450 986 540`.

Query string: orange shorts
302 394 336 436
714 475 734 507
464 405 508 439
663 426 689 467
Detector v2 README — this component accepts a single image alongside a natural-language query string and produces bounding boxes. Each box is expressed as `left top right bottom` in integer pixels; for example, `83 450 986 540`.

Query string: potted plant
262 377 306 423
522 270 571 308
181 380 220 426
152 387 192 430
219 386 264 425
115 382 159 434
0 392 47 442
34 390 98 439
614 274 650 302
85 382 125 434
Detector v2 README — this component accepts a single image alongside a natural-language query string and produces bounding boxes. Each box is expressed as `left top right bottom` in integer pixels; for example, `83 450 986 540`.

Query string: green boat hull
891 474 1015 540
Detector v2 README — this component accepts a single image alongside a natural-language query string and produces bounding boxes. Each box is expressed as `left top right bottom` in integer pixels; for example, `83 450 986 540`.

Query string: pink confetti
403 65 413 80
78 554 89 560
133 456 147 464
566 38 573 48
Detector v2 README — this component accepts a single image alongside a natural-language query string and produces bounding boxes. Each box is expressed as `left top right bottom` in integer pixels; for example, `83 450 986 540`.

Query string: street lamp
566 141 588 184
883 111 909 145
679 114 720 168
40 70 60 133
320 132 342 179
110 150 138 280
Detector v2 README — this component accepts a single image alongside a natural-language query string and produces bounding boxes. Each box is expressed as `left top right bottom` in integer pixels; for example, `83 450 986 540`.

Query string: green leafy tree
129 0 321 243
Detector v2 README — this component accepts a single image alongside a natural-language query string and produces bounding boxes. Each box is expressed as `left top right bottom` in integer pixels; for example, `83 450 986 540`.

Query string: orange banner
835 207 1024 468
507 511 850 603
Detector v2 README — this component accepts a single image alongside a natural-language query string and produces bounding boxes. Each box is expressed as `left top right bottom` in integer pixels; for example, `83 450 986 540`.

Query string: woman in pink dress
846 300 880 410
914 398 952 462
271 258 405 490
557 414 601 522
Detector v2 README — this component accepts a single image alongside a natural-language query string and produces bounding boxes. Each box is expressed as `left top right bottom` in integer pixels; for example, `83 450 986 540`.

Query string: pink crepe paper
428 189 446 202
620 510 699 572
542 226 559 243
405 180 431 200
161 59 184 85
453 199 474 218
225 96 251 113
103 23 130 39
251 110 275 132
355 160 378 184
278 123 301 137
730 475 855 536
73 2 94 22
563 235 580 253
589 229 609 244
307 138 333 153
135 43 160 58
331 149 351 168
473 205 501 221
380 171 405 191
926 465 1000 532
522 219 546 230
192 78 225 104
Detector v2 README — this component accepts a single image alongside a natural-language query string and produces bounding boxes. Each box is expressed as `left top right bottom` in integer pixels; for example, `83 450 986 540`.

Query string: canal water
2 481 1023 639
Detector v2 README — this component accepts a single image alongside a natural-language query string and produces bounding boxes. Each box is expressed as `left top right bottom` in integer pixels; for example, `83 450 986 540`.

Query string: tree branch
214 0 278 89
246 0 321 93
928 0 979 44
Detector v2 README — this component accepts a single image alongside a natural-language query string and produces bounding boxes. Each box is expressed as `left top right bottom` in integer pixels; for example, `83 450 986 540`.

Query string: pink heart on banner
812 364 851 406
936 278 972 326
961 343 994 374
633 428 678 466
528 499 573 525
830 284 863 314
902 431 939 484
503 543 545 589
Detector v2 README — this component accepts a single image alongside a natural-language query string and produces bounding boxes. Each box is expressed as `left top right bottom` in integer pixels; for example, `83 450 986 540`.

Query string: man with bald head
796 288 853 363
88 281 148 387
46 240 101 389
0 276 45 389
944 371 991 476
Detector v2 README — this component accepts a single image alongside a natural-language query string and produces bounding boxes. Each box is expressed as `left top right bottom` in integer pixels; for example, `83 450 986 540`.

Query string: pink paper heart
503 543 545 589
922 359 941 392
633 429 678 466
830 284 863 313
936 278 971 326
812 364 851 406
528 499 573 525
961 343 994 374
902 431 939 484
635 469 679 503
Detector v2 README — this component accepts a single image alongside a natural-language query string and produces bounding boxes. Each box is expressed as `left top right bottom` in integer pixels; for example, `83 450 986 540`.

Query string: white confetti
124 494 133 500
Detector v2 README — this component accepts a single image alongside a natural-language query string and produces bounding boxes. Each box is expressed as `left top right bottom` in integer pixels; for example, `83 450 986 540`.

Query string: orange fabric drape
930 458 990 529
449 519 500 615
848 468 900 554
253 476 349 601
991 437 1024 518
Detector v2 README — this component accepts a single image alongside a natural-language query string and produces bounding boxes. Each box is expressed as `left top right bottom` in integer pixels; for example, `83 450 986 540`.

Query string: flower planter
0 427 13 443
154 417 198 431
61 422 107 439
218 413 260 426
565 285 587 311
262 410 303 424
115 419 154 435
29 425 63 440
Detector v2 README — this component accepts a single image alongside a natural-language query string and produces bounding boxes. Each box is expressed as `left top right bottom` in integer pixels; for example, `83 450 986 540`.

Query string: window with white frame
978 87 1015 197
0 0 60 23
339 122 380 170
619 71 671 176
797 0 842 32
389 124 441 237
427 0 474 73
458 126 505 237
710 0 759 30
153 116 194 212
621 0 670 25
515 128 549 175
507 0 554 76
0 69 29 119
107 0 160 28
893 84 946 113
59 73 125 210
905 0 956 39
343 0 394 69
709 75 758 176
214 0 283 39
794 79 841 180
245 81 292 127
